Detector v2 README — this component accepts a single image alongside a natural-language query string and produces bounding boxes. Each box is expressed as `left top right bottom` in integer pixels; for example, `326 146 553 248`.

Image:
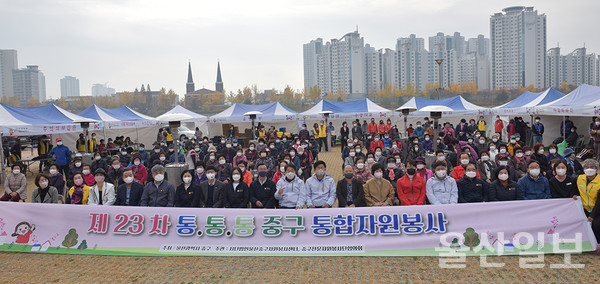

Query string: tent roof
78 105 156 122
159 105 208 122
0 104 91 126
535 84 600 116
397 96 485 116
210 102 297 122
497 88 564 109
299 99 392 119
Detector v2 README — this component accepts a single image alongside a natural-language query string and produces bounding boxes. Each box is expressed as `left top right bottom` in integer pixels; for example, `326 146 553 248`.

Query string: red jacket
396 175 426 205
131 164 148 184
368 122 378 134
370 140 383 152
495 120 504 133
377 124 386 135
451 165 480 181
385 123 392 133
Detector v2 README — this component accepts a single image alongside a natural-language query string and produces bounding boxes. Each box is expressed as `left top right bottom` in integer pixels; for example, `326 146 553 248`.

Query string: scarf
71 184 84 204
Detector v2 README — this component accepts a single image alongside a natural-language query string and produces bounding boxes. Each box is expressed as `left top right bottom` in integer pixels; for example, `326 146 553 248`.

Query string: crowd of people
2 116 600 249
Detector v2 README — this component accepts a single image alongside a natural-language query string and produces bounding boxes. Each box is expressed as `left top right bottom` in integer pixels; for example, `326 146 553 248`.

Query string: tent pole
135 126 140 147
563 116 566 142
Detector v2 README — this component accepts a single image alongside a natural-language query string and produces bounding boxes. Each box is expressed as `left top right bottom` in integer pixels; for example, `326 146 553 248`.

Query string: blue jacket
169 152 185 163
138 151 150 165
518 174 551 200
422 139 434 152
413 127 425 138
381 137 392 148
49 145 72 166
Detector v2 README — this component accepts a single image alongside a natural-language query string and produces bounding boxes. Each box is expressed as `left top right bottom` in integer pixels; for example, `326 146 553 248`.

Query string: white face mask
481 156 490 161
124 176 134 184
159 157 166 161
529 169 540 177
375 152 382 157
437 156 445 161
395 158 401 164
237 152 242 156
49 169 58 175
556 169 567 176
436 170 446 178
538 149 545 155
492 138 498 143
154 174 164 182
183 177 192 184
82 170 90 175
232 174 241 181
585 168 597 176
367 158 374 163
417 164 424 170
95 156 101 160
206 173 216 180
355 149 361 153
499 161 508 166
122 152 127 156
297 151 304 155
280 166 286 173
425 138 430 141
461 159 469 165
95 176 105 183
154 149 160 153
134 161 140 166
348 143 354 147
286 172 296 180
387 163 395 168
516 153 523 158
499 149 507 154
498 173 509 181
465 171 477 178
489 146 496 151
510 140 516 144
549 149 557 154
39 181 49 188
57 142 63 146
392 145 398 149
12 169 20 175
249 147 255 151
75 162 82 167
209 156 215 160
349 152 355 157
356 163 365 169
479 140 485 144
525 151 531 156
219 160 226 165
113 165 120 170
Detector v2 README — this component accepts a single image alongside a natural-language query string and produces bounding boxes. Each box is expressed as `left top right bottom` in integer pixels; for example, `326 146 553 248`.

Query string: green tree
462 227 480 251
62 228 79 251
77 240 88 251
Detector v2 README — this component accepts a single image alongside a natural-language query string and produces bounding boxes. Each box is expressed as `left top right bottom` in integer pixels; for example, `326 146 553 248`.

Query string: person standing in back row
532 117 544 145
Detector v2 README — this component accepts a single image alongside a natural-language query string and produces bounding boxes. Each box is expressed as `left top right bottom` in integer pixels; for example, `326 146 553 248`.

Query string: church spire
186 61 195 94
215 61 223 93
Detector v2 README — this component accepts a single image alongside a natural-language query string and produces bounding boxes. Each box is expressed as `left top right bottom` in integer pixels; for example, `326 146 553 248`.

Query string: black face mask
406 168 416 175
344 173 354 179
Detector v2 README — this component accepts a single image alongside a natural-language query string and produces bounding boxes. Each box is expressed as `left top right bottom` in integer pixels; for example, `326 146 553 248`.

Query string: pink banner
0 199 595 256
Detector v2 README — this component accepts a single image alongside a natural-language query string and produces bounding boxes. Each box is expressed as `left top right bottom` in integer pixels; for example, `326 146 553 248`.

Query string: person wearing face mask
495 116 505 140
81 164 95 186
548 160 579 199
168 146 185 164
494 144 510 163
489 167 522 201
298 124 310 141
426 161 458 204
351 120 363 141
174 170 201 207
433 150 452 175
477 151 495 184
590 118 600 163
149 145 163 163
193 166 224 207
340 122 350 151
275 164 307 209
562 148 583 178
342 138 354 162
367 118 378 137
220 141 237 163
68 157 84 182
85 133 99 153
531 117 544 145
577 159 600 216
31 173 58 203
37 135 52 173
507 119 516 138
185 149 198 170
107 159 125 188
66 172 90 205
530 143 550 172
407 142 423 162
297 147 312 181
272 160 288 183
255 149 274 174
0 163 27 202
114 168 144 206
288 149 301 169
245 142 258 166
215 155 232 183
117 148 131 168
91 152 109 173
88 169 115 206
75 133 86 152
140 165 175 207
369 135 383 153
517 160 551 200
511 147 528 178
413 122 425 140
47 163 65 197
305 161 336 208
506 135 520 156
336 165 366 207
384 157 404 190
136 143 150 165
363 164 394 206
130 154 148 184
353 157 373 183
396 161 426 206
193 162 208 184
372 147 385 165
344 149 357 168
457 163 489 203
545 144 563 163
452 153 481 181
249 163 277 208
256 138 268 153
421 134 434 152
413 157 432 181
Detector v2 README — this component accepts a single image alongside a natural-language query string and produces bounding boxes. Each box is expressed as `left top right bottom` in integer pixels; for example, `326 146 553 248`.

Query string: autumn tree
26 97 42 107
119 91 133 106
307 85 321 102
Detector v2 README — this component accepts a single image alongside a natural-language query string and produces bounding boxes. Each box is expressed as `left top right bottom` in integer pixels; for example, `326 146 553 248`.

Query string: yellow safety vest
578 174 600 213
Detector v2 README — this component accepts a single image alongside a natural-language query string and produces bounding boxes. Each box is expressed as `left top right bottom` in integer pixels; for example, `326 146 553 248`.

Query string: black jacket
249 178 277 208
336 178 366 207
194 180 225 208
175 183 200 207
384 168 404 189
115 182 144 206
457 177 489 203
549 176 579 198
222 181 250 208
489 180 522 201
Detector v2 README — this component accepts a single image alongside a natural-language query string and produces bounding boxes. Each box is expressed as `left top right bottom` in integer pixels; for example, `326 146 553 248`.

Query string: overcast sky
1 0 598 99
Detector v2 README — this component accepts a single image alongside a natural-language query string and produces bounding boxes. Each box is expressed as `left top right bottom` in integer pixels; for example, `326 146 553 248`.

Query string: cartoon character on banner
11 221 35 244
